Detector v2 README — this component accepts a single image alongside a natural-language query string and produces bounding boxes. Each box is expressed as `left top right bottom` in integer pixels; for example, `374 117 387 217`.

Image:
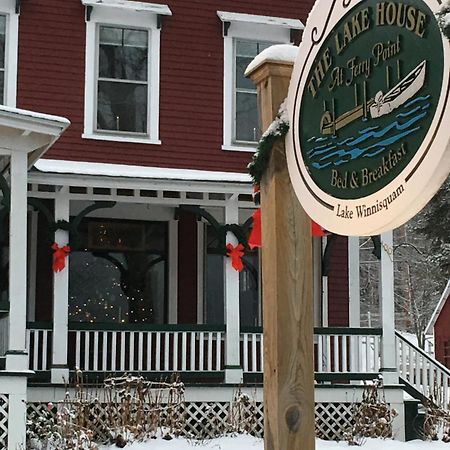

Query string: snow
34 159 252 183
99 436 450 450
245 44 299 76
261 99 289 139
81 0 172 16
0 105 70 125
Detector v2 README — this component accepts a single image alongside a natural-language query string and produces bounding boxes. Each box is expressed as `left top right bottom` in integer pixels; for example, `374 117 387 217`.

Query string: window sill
82 133 162 145
221 144 257 153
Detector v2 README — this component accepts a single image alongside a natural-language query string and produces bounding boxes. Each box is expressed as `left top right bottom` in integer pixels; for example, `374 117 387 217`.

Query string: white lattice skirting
0 394 8 449
27 401 361 442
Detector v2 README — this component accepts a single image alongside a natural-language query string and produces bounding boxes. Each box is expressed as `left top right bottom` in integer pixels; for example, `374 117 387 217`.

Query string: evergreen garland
247 103 290 185
436 1 450 40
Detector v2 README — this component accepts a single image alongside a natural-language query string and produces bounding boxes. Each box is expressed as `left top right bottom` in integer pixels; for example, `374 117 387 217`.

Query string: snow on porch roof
0 105 70 166
34 159 253 183
425 278 450 334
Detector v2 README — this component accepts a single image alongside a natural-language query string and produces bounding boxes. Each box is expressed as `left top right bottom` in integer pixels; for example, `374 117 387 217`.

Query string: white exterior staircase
396 331 450 410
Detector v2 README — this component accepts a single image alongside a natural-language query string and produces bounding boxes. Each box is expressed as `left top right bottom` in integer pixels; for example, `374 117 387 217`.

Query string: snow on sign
286 0 450 236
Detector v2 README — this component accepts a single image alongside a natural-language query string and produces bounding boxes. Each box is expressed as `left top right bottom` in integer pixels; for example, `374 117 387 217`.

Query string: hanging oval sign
286 0 450 236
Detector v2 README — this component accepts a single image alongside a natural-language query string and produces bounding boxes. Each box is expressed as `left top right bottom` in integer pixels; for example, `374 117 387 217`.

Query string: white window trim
82 1 171 145
0 0 19 107
218 11 303 152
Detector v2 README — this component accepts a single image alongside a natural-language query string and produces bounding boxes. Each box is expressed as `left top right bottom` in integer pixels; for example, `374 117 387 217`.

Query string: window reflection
69 220 167 324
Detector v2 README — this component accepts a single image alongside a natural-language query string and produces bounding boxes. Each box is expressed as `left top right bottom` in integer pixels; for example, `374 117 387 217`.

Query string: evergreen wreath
247 100 290 185
436 1 450 40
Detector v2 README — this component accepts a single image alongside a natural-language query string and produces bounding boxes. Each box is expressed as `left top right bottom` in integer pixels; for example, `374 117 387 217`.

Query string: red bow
311 220 327 237
226 243 245 272
51 243 71 273
248 208 262 249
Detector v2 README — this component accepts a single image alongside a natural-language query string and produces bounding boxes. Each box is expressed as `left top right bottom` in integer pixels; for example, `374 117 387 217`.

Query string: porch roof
34 159 252 184
0 106 70 166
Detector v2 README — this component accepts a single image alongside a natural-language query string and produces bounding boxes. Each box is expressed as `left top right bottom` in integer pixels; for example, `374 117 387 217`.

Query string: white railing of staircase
71 326 225 373
396 331 450 409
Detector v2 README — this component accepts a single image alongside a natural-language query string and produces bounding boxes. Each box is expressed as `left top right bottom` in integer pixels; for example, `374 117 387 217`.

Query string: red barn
426 279 450 369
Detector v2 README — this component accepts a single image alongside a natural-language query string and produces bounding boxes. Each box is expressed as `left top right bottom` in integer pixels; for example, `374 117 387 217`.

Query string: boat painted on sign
369 60 426 119
319 60 427 135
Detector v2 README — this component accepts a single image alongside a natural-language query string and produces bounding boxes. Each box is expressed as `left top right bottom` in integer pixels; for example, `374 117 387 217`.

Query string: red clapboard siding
327 236 350 327
17 0 313 172
434 296 450 369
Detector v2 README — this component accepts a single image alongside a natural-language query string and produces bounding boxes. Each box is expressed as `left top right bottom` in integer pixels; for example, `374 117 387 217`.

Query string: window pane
240 252 260 327
236 55 255 90
69 220 167 324
99 26 122 46
124 29 147 48
97 81 147 133
236 92 260 142
99 26 148 81
0 16 5 71
234 40 276 143
204 226 224 324
0 71 4 104
236 41 258 57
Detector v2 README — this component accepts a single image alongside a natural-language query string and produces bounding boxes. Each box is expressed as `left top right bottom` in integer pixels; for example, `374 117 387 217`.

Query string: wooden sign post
247 61 315 450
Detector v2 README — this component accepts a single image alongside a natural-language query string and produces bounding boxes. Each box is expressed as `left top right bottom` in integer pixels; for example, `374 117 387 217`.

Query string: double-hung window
97 26 149 134
82 0 171 144
0 1 19 107
218 11 303 152
234 40 274 143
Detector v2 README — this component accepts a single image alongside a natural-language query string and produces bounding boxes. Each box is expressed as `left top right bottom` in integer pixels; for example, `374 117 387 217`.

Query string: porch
25 324 382 380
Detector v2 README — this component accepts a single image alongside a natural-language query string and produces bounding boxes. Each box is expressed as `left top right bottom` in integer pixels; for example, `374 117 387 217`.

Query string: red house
0 0 447 447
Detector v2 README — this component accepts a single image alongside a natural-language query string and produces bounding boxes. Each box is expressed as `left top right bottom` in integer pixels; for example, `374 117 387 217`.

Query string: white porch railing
26 324 382 378
315 328 381 374
241 331 263 373
396 332 450 409
240 328 382 375
71 327 225 373
26 327 52 371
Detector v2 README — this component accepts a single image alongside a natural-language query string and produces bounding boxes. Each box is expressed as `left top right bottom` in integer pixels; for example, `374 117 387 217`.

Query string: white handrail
396 332 450 409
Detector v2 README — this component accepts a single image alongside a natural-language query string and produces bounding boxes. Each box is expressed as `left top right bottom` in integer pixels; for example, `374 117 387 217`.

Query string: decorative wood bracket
28 199 116 249
176 205 253 253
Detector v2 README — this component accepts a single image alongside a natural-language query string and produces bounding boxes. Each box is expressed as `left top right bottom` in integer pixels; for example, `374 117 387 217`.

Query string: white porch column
348 237 360 327
224 194 243 384
51 187 70 384
379 231 398 384
6 151 29 372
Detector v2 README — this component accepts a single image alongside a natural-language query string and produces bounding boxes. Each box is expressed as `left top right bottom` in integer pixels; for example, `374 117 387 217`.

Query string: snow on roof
0 105 70 126
425 278 450 334
81 0 172 15
245 44 299 76
217 11 303 30
34 159 252 183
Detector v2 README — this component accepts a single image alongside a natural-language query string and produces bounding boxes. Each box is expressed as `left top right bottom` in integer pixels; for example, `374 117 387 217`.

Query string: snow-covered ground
99 436 450 450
